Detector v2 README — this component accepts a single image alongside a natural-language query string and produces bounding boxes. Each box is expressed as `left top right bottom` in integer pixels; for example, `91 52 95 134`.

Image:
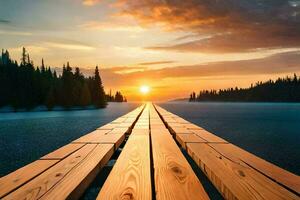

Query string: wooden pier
0 103 299 200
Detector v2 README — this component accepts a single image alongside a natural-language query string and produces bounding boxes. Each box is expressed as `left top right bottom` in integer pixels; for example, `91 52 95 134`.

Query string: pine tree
80 83 91 106
21 47 27 66
92 66 106 108
46 86 55 110
41 58 46 73
0 48 118 110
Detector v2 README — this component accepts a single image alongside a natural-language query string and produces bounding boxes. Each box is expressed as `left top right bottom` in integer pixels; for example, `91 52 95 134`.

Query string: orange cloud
138 60 175 66
80 21 144 32
114 0 300 53
82 0 101 6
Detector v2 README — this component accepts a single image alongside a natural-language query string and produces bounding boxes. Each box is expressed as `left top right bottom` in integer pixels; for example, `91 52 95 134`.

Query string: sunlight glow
140 85 150 94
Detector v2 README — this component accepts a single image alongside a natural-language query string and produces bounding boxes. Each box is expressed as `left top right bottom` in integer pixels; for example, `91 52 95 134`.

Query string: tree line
0 48 126 110
189 74 300 102
106 90 127 102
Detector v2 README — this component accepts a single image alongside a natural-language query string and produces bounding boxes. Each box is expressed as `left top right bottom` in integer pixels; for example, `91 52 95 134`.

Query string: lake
1 101 299 199
159 102 300 175
0 102 139 177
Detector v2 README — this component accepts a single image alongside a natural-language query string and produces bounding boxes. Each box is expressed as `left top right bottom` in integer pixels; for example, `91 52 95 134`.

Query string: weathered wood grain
0 160 58 198
97 135 152 200
40 143 85 160
40 144 114 200
0 105 145 199
151 130 210 200
187 143 299 200
72 129 110 143
176 133 207 149
72 132 125 149
209 143 300 194
155 104 300 199
3 144 97 200
191 129 228 143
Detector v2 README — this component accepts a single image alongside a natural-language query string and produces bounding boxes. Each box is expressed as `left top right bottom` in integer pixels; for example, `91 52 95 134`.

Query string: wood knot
123 192 134 200
238 170 245 177
172 166 182 175
170 164 187 182
121 187 135 200
55 173 62 177
13 178 20 182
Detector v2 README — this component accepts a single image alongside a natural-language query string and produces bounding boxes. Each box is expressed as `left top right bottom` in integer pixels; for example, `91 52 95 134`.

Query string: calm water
0 103 139 177
1 102 299 184
159 102 300 175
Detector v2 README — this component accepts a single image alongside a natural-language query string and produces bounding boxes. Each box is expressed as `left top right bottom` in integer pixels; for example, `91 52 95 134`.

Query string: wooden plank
151 130 210 200
176 133 207 149
183 123 204 130
97 123 118 130
209 143 300 194
174 118 190 124
97 135 152 200
3 144 97 200
150 128 171 136
155 104 300 197
72 129 110 143
0 104 145 199
191 129 228 143
0 160 58 198
134 125 149 129
151 124 167 129
116 123 134 128
167 122 185 128
169 127 193 134
187 143 299 200
40 144 114 200
111 117 127 123
131 128 149 135
40 143 85 160
107 127 130 134
73 133 125 150
164 118 177 123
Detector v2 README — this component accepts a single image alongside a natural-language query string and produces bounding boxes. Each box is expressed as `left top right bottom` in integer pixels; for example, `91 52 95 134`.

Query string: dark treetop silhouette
0 48 125 110
189 74 300 102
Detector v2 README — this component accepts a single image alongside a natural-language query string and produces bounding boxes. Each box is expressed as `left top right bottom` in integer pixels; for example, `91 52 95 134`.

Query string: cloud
100 51 300 85
82 0 101 6
103 66 147 74
146 34 300 53
44 42 95 51
0 30 32 36
115 0 300 53
138 60 175 66
0 19 11 24
79 21 144 32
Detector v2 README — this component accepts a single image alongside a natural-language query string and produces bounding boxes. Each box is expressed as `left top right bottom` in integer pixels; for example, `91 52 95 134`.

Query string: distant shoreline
169 99 300 103
0 102 126 113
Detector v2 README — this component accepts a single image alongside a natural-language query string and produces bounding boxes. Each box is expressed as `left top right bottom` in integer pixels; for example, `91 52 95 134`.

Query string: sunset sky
1 0 300 101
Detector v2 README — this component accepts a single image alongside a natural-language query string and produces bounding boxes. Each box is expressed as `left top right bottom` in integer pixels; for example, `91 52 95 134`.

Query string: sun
140 85 150 94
